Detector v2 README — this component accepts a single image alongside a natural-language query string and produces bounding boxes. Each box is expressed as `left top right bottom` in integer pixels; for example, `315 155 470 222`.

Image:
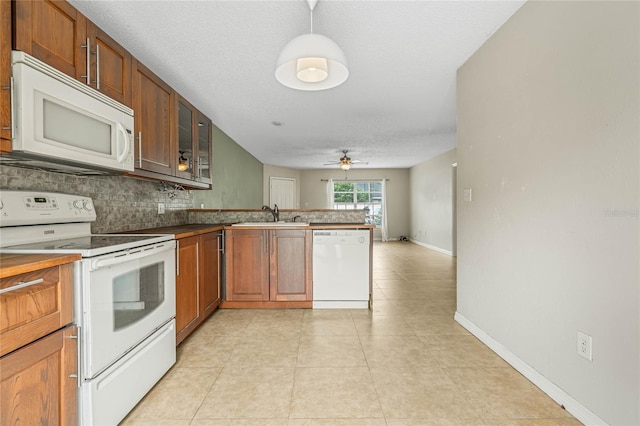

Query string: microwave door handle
115 122 130 163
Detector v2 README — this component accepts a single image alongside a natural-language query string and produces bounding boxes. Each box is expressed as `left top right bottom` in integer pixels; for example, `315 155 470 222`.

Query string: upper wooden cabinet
9 0 211 188
0 0 11 150
14 0 132 106
132 59 174 176
86 25 132 106
176 96 213 185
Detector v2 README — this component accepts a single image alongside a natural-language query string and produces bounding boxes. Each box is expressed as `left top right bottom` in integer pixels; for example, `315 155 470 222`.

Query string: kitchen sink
231 222 309 227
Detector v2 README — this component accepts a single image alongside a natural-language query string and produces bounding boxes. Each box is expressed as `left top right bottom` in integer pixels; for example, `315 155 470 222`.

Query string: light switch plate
463 188 473 202
158 203 165 214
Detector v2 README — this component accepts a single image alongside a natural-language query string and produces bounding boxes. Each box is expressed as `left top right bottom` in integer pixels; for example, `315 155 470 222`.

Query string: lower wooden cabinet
225 228 312 307
176 235 200 343
0 325 78 426
200 231 222 317
175 231 221 344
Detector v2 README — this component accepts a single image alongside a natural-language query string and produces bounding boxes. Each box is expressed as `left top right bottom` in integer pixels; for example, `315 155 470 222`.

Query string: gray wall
193 125 263 209
456 1 639 425
299 168 410 239
409 149 456 254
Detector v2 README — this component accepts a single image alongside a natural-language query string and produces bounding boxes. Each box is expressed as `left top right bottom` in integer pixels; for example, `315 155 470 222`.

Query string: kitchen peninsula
129 210 374 343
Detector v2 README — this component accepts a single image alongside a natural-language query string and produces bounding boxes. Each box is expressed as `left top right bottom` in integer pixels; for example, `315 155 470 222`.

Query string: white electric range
0 190 177 425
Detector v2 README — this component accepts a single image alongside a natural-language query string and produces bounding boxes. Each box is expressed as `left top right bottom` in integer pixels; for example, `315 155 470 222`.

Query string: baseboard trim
409 239 453 256
454 312 607 426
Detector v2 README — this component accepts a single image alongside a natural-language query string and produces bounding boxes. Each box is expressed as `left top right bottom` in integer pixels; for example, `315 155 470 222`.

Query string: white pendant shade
275 33 349 91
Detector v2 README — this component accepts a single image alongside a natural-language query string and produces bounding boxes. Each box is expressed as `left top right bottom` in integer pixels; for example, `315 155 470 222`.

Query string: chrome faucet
261 204 279 222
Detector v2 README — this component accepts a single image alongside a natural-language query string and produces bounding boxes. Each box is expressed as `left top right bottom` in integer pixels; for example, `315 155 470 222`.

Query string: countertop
0 253 81 278
126 223 374 237
125 224 226 239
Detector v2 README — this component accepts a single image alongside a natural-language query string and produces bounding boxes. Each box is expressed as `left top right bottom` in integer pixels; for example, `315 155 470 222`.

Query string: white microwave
2 51 134 175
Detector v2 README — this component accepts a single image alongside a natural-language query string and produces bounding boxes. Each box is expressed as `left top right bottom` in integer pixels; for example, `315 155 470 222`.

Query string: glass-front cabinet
196 111 212 184
176 96 212 184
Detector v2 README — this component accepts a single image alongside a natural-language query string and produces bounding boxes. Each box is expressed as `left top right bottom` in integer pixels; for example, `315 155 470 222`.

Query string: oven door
80 240 176 378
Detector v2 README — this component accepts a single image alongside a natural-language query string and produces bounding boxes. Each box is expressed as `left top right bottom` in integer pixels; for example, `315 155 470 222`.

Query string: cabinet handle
0 278 44 294
137 132 142 168
176 240 180 276
95 44 100 89
80 37 91 85
67 327 81 388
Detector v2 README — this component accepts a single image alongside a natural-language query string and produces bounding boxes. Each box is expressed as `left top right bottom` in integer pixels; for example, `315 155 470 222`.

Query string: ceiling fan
323 150 367 170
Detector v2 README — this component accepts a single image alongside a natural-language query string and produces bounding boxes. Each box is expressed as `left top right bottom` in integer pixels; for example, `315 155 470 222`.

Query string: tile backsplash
0 165 193 233
188 209 366 224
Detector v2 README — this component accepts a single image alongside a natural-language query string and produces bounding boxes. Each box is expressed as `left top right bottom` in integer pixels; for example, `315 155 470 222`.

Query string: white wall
456 2 639 425
299 168 410 240
263 164 302 208
409 149 456 254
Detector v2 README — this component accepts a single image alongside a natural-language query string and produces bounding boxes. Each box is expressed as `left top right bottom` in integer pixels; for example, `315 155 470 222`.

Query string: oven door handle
91 243 173 271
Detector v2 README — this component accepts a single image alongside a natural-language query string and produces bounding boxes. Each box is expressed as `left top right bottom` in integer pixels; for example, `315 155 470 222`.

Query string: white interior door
269 177 296 209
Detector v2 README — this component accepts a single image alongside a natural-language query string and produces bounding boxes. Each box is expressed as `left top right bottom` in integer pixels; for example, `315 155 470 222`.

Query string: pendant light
275 0 349 91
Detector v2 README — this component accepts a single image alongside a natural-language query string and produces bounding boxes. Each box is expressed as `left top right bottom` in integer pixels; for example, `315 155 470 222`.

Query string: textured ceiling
68 0 525 170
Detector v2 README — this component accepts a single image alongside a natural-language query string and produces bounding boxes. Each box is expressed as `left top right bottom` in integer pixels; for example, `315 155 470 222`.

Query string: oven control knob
73 200 84 210
83 200 94 211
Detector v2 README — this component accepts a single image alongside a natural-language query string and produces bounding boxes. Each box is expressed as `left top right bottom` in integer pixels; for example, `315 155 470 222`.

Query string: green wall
193 126 263 209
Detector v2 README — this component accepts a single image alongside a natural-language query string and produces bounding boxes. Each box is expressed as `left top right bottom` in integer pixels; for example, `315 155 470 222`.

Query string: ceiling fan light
275 33 349 91
340 162 351 171
296 57 328 82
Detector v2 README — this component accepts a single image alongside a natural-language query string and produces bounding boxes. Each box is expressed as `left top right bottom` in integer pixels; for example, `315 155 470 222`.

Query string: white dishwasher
312 229 371 308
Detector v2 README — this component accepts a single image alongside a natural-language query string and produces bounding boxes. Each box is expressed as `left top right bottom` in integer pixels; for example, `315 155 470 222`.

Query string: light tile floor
121 242 581 426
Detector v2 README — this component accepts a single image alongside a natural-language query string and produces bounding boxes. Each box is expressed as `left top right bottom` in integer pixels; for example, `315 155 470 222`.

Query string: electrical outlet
577 331 593 361
463 188 473 202
157 203 165 215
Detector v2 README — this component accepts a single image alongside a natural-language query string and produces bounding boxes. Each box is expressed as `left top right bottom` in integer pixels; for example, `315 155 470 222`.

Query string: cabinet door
225 230 270 301
199 232 221 317
14 0 88 82
0 0 11 149
0 325 78 426
176 236 200 344
132 59 174 175
196 113 212 184
270 229 312 301
88 24 132 106
175 96 196 180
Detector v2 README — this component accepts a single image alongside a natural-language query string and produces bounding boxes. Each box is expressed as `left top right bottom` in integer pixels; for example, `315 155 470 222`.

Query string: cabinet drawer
0 263 74 357
0 325 78 426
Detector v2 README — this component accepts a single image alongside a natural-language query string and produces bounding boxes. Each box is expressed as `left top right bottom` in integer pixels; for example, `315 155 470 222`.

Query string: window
332 181 383 227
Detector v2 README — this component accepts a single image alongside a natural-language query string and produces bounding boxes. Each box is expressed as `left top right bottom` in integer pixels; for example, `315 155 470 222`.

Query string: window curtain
326 178 334 209
381 178 389 242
